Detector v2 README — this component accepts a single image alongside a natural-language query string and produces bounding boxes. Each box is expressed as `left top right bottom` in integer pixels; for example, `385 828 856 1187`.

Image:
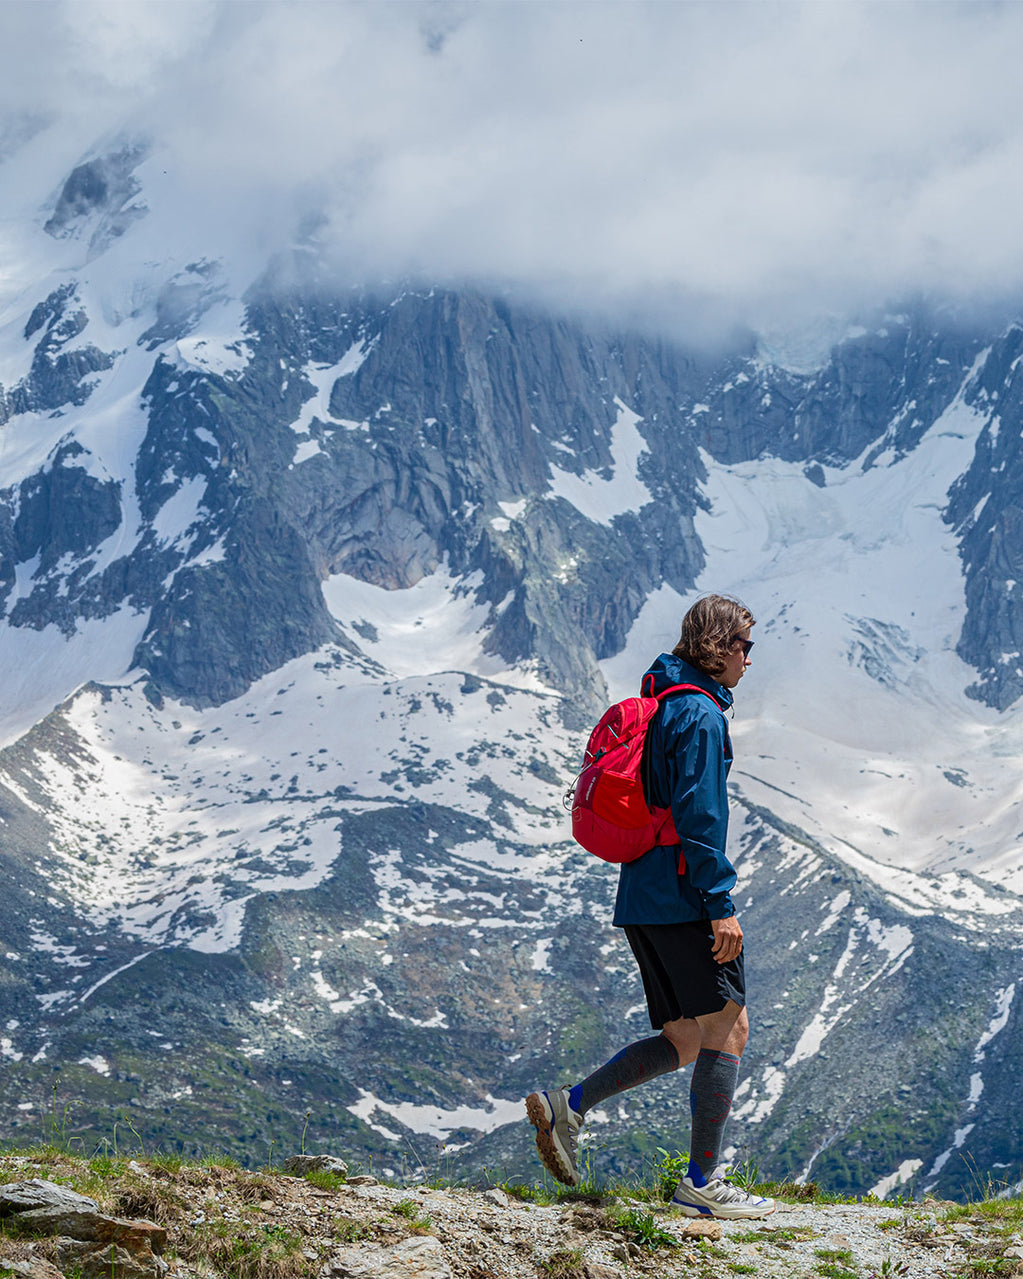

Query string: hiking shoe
671 1168 776 1219
525 1088 582 1186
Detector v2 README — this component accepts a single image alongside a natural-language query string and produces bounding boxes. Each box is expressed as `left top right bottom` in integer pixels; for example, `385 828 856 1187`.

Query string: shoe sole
525 1092 579 1187
672 1197 776 1220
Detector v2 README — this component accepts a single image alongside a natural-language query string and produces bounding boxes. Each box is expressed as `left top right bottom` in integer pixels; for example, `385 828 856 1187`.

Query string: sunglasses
732 637 755 657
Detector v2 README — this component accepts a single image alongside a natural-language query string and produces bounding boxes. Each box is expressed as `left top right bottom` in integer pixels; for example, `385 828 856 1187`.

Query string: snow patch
547 398 652 526
346 1087 524 1142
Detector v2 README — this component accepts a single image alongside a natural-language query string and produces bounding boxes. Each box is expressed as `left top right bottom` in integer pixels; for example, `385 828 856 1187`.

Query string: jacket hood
641 651 733 712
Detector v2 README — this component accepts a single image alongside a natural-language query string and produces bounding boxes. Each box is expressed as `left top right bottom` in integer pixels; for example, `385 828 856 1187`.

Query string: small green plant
728 1265 758 1275
46 1079 81 1153
815 1247 859 1279
392 1198 431 1233
540 1248 585 1278
728 1158 761 1192
867 1258 909 1278
333 1215 370 1243
149 1150 185 1174
607 1205 679 1251
653 1146 688 1199
497 1178 555 1204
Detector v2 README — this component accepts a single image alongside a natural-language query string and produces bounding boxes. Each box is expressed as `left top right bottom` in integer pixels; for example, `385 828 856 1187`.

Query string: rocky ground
1 1151 1021 1279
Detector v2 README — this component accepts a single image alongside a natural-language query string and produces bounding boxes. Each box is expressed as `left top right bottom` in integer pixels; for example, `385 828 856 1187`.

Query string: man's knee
698 1001 748 1054
660 1017 700 1066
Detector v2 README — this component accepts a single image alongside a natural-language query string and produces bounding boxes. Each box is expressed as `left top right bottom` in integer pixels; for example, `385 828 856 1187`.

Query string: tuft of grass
942 1198 1023 1228
87 1154 129 1179
332 1215 370 1244
815 1247 859 1279
237 1172 278 1204
391 1198 432 1233
867 1259 909 1278
729 1159 762 1193
184 1217 310 1279
303 1168 346 1193
540 1247 585 1277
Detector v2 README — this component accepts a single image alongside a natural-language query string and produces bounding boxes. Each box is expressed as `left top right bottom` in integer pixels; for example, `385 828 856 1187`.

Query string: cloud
4 0 1023 336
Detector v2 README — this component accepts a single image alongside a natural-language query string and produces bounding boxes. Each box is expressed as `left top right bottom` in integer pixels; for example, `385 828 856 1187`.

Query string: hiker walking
526 594 775 1220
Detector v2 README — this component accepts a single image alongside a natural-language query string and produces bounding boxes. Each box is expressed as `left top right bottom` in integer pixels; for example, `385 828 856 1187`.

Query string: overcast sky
3 0 1023 339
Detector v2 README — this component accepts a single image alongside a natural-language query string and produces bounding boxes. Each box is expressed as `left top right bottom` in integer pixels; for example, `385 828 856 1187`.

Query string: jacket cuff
701 891 735 920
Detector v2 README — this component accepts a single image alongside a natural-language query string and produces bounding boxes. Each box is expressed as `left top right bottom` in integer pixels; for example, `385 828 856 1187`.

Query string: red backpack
566 683 722 864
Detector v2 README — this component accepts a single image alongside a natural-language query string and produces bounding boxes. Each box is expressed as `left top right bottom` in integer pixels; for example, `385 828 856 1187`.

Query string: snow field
2 559 578 975
602 384 1023 899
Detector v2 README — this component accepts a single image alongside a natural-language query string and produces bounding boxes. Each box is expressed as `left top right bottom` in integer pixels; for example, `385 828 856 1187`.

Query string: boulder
324 1234 452 1278
14 1208 166 1253
0 1180 99 1217
53 1239 168 1279
283 1155 349 1178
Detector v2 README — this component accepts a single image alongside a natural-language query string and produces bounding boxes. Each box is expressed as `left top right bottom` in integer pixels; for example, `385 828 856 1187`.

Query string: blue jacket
612 653 737 926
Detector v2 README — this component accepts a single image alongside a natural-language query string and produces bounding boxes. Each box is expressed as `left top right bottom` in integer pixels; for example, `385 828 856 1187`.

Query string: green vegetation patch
814 1246 859 1279
302 1168 346 1193
605 1204 679 1250
391 1197 432 1233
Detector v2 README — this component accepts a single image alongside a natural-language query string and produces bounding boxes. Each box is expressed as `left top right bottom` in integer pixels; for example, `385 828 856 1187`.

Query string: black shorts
622 921 746 1027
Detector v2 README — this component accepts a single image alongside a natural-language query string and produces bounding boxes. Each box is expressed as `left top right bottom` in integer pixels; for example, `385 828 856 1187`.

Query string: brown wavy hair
673 594 755 677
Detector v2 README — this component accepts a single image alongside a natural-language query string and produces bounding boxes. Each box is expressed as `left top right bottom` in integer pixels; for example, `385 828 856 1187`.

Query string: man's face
718 628 753 689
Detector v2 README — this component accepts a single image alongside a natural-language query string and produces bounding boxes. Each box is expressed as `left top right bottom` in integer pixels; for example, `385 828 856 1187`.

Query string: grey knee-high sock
687 1048 741 1183
569 1036 679 1117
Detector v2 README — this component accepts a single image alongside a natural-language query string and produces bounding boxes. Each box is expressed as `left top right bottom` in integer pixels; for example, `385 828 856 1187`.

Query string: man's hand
710 915 743 964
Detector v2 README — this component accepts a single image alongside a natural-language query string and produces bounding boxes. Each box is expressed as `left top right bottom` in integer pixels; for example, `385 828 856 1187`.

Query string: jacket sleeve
664 707 737 919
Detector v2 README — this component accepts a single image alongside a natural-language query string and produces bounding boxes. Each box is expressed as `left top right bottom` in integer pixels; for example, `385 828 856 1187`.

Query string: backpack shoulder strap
644 679 726 713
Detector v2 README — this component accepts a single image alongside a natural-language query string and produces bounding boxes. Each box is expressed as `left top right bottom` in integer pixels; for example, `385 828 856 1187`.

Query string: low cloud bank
3 1 1023 338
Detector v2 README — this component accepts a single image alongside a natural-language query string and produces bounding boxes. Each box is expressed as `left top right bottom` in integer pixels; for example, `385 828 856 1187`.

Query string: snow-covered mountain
0 127 1020 1201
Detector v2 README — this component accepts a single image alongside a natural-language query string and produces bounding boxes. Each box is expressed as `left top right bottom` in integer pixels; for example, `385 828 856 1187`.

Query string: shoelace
711 1179 759 1203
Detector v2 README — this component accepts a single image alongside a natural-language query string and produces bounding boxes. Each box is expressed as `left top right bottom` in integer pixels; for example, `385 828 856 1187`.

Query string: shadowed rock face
123 284 713 715
43 142 149 255
947 325 1023 709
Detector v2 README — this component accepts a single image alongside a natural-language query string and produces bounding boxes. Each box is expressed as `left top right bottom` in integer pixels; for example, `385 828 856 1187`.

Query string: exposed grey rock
324 1235 452 1279
139 261 227 348
0 1256 66 1279
53 1239 168 1279
282 1154 348 1176
43 142 149 257
0 1180 98 1216
4 286 114 420
946 325 1023 708
13 1207 166 1254
694 311 984 466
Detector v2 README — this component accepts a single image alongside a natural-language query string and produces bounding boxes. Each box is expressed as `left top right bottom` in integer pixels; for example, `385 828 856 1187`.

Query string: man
526 594 774 1220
